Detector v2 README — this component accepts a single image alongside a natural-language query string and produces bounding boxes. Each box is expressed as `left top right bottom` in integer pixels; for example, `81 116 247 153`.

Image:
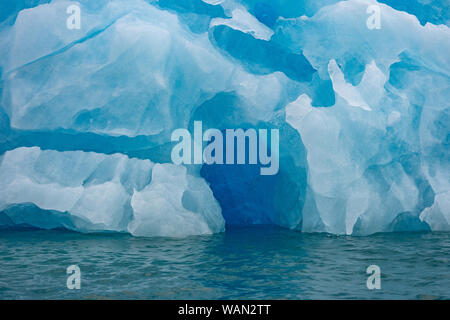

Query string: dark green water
0 226 449 299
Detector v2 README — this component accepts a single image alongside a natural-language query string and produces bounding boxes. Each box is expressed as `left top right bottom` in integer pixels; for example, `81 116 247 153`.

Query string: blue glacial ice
0 0 449 236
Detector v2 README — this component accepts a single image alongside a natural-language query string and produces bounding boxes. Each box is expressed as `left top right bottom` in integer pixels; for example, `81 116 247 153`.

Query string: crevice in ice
157 0 226 18
0 128 174 164
154 0 228 33
210 25 316 83
388 212 431 232
237 0 342 27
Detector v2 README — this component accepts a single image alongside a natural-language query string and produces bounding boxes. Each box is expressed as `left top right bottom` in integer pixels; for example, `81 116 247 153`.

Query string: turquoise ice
0 0 449 236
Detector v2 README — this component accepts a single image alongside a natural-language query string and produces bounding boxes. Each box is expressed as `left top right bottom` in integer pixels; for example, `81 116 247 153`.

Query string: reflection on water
0 226 449 299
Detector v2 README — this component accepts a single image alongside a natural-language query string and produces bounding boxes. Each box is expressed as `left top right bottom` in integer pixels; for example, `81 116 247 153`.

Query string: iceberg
0 147 224 236
0 0 449 236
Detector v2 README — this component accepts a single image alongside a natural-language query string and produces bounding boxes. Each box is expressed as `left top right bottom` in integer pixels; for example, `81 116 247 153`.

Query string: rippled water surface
0 227 449 299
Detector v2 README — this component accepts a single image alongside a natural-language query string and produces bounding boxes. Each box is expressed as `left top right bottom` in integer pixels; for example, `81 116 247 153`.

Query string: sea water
0 226 449 300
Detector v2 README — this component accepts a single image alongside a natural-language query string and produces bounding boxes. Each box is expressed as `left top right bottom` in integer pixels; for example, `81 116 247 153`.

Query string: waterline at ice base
0 0 449 238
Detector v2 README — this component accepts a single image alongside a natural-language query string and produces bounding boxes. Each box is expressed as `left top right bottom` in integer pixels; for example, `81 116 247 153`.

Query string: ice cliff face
0 0 449 236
